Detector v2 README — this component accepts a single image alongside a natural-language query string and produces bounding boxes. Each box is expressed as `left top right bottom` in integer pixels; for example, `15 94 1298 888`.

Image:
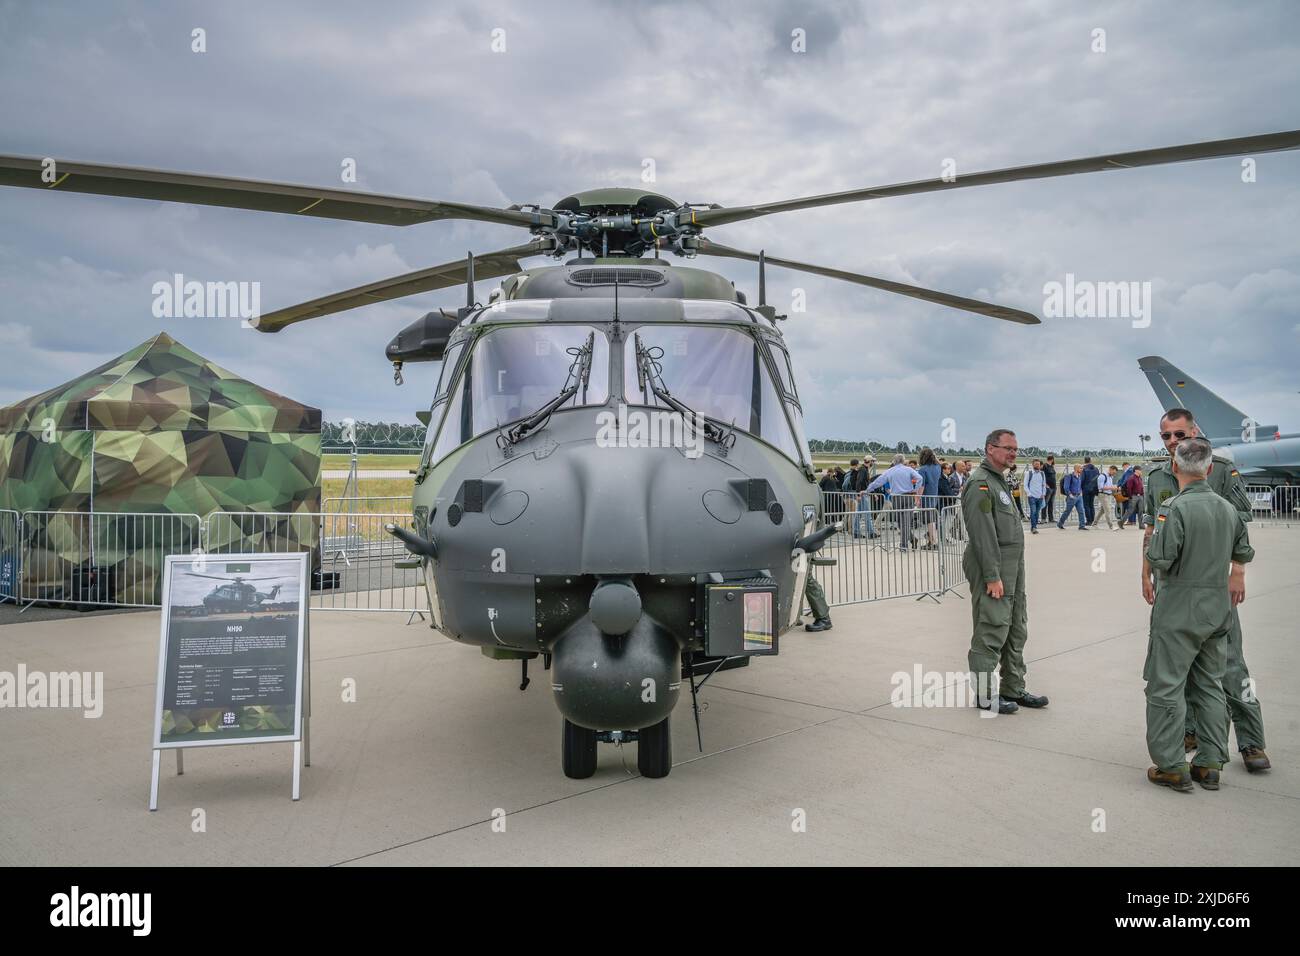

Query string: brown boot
1241 747 1272 773
1147 766 1193 793
1190 766 1220 790
1184 732 1198 753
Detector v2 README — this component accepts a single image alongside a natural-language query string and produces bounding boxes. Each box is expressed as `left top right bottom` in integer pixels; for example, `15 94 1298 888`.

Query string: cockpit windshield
425 325 609 465
624 325 806 465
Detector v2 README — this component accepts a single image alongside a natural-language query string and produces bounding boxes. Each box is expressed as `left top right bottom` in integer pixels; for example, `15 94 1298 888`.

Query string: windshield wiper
633 334 736 449
498 331 594 448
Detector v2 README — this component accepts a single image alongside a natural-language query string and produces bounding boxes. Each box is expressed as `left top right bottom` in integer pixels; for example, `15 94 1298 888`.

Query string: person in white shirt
1094 465 1120 530
867 455 924 552
1024 459 1048 534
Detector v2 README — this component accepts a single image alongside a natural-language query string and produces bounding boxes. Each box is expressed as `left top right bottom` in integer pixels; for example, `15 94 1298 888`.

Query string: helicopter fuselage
406 260 821 733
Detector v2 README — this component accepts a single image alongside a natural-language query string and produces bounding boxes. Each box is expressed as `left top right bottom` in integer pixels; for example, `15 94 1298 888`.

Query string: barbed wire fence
322 420 426 453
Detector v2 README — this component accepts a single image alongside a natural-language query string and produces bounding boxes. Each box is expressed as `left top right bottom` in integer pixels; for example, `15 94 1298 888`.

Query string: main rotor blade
253 240 546 332
0 154 552 229
697 239 1039 325
693 130 1300 228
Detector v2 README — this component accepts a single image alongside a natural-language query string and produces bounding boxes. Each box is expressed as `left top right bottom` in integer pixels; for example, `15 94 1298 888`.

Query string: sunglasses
1159 430 1190 441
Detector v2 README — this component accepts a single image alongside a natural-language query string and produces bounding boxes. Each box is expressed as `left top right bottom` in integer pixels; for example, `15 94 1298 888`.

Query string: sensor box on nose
703 581 779 657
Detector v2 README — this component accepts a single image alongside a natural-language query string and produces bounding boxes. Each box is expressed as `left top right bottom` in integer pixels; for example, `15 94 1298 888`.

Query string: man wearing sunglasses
1141 408 1269 773
961 429 1049 715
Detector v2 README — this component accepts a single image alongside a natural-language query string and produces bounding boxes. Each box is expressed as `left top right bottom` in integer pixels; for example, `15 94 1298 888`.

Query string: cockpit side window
434 342 465 401
767 342 799 404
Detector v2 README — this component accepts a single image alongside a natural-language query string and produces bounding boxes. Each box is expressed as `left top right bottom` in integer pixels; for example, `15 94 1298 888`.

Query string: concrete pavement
1 524 1296 866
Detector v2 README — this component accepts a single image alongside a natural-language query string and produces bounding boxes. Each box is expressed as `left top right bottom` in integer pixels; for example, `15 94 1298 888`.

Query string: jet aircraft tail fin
1137 356 1277 442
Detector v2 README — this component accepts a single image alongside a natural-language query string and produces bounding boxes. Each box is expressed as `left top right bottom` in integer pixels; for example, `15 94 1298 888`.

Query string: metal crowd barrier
1244 485 1299 527
322 495 413 513
815 492 966 606
204 510 426 613
6 507 428 613
0 509 19 605
16 511 203 607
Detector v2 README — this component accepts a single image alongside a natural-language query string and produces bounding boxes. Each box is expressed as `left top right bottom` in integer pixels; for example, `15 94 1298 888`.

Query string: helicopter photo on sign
156 556 305 745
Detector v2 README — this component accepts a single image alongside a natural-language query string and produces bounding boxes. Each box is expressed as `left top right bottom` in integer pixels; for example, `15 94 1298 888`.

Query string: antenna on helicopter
465 251 475 308
758 249 766 307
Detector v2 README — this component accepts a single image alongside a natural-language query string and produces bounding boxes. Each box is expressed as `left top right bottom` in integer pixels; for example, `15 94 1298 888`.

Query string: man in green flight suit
961 429 1049 715
804 571 832 632
1141 407 1270 772
1143 437 1254 792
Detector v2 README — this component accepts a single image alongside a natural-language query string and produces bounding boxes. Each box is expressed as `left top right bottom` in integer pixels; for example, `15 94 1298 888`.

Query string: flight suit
960 460 1028 700
1145 456 1264 750
1144 481 1254 772
805 572 830 621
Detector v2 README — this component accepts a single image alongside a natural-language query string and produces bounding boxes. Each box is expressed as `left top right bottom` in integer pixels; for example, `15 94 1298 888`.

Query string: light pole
1139 433 1151 457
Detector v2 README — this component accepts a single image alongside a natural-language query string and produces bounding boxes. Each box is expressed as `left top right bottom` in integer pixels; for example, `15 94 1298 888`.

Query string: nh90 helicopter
4 129 1296 778
185 573 284 614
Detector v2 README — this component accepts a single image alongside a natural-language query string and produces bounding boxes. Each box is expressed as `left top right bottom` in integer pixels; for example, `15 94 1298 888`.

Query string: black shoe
976 696 1019 714
1005 692 1048 708
1031 529 1039 534
804 618 832 632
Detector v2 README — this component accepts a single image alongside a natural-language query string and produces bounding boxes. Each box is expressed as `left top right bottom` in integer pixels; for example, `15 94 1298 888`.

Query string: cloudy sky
1 0 1296 451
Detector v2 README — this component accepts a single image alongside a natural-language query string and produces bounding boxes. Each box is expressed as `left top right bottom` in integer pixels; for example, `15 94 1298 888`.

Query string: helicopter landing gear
562 719 597 779
637 716 672 778
561 719 673 778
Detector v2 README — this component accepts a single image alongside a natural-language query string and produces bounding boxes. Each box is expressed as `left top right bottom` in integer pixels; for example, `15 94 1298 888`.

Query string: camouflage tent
0 332 321 602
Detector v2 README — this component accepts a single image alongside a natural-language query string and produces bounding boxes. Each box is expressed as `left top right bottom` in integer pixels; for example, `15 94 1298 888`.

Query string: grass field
322 452 421 470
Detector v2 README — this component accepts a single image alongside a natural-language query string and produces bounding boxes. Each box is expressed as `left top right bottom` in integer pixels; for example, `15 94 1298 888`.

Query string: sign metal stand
149 552 311 810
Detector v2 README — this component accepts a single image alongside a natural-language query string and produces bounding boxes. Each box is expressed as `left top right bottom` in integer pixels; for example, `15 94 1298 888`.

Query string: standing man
1025 459 1047 534
960 430 1049 715
868 455 922 551
1056 464 1087 530
1142 408 1270 772
857 456 879 539
1042 455 1058 522
1081 457 1100 525
1122 465 1146 529
1095 465 1120 530
1143 437 1254 792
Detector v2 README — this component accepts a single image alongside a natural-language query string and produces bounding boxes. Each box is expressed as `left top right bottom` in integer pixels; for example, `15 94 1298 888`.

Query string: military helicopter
3 129 1297 778
184 573 284 614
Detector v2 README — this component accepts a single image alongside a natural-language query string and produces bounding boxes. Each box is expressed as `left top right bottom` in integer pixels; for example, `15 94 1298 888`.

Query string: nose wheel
562 719 598 779
636 716 672 778
560 717 673 779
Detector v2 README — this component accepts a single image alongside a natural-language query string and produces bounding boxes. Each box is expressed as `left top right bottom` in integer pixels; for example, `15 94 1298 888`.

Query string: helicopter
184 573 284 614
3 129 1297 778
